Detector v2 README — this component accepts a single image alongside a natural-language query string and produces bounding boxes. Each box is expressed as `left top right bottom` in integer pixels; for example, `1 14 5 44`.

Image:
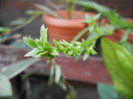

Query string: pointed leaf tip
40 24 48 45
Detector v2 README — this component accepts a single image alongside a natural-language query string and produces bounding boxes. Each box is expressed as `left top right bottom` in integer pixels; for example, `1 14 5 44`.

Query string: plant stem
66 0 75 19
65 80 79 99
9 14 40 34
120 29 131 42
72 27 89 41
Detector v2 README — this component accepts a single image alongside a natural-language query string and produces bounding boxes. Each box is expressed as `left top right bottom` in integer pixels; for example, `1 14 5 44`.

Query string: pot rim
42 10 95 28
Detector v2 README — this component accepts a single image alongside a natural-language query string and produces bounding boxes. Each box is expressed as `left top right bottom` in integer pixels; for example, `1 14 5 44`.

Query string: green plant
101 38 133 99
97 83 124 99
75 0 133 39
35 0 133 44
0 10 42 44
0 58 39 98
35 0 75 19
23 13 115 99
23 13 133 99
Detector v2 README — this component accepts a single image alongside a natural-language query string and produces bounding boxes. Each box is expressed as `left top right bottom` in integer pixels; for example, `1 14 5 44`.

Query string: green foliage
75 0 111 14
101 38 133 99
1 58 39 79
66 0 75 19
105 11 133 30
24 25 59 61
26 10 42 16
0 73 12 97
98 83 124 99
75 0 133 31
73 13 114 41
120 29 131 42
118 41 133 57
66 92 76 99
24 23 100 61
35 4 61 18
49 63 67 90
0 27 10 35
0 58 39 97
10 17 27 26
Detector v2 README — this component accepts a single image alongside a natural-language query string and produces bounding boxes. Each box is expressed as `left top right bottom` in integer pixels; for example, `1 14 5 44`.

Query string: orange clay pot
105 18 133 42
43 10 95 44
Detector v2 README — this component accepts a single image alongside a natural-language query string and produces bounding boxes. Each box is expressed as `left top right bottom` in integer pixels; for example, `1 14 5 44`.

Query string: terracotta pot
105 18 133 42
43 10 95 43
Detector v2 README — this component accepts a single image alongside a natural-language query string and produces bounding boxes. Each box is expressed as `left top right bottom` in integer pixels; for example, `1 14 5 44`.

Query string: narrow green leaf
26 10 42 16
55 65 62 83
51 48 59 56
24 48 41 58
23 37 37 48
48 64 55 86
120 29 131 42
10 17 26 26
97 83 119 99
118 41 133 56
83 52 89 61
35 4 61 18
0 73 12 97
1 58 39 79
0 27 10 34
72 27 88 41
91 50 97 55
75 0 111 14
92 13 101 21
40 24 47 45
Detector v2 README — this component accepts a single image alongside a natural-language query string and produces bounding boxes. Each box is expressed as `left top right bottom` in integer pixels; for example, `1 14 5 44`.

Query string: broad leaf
101 38 133 99
1 58 39 79
97 83 124 99
0 73 12 97
118 41 133 57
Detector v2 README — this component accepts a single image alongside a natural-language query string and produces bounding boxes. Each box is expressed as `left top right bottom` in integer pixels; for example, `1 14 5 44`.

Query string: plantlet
23 13 115 98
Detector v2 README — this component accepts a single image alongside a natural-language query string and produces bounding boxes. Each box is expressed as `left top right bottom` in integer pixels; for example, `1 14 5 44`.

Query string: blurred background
0 0 133 38
0 0 133 99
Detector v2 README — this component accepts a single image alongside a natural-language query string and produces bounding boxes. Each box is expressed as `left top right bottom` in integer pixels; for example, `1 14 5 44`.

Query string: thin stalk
65 80 79 99
51 59 79 99
72 27 89 41
66 0 75 19
120 29 131 42
9 14 40 34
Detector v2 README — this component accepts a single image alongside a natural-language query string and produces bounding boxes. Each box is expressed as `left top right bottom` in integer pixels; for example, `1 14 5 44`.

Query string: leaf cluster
24 25 59 61
75 0 133 31
24 21 101 61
